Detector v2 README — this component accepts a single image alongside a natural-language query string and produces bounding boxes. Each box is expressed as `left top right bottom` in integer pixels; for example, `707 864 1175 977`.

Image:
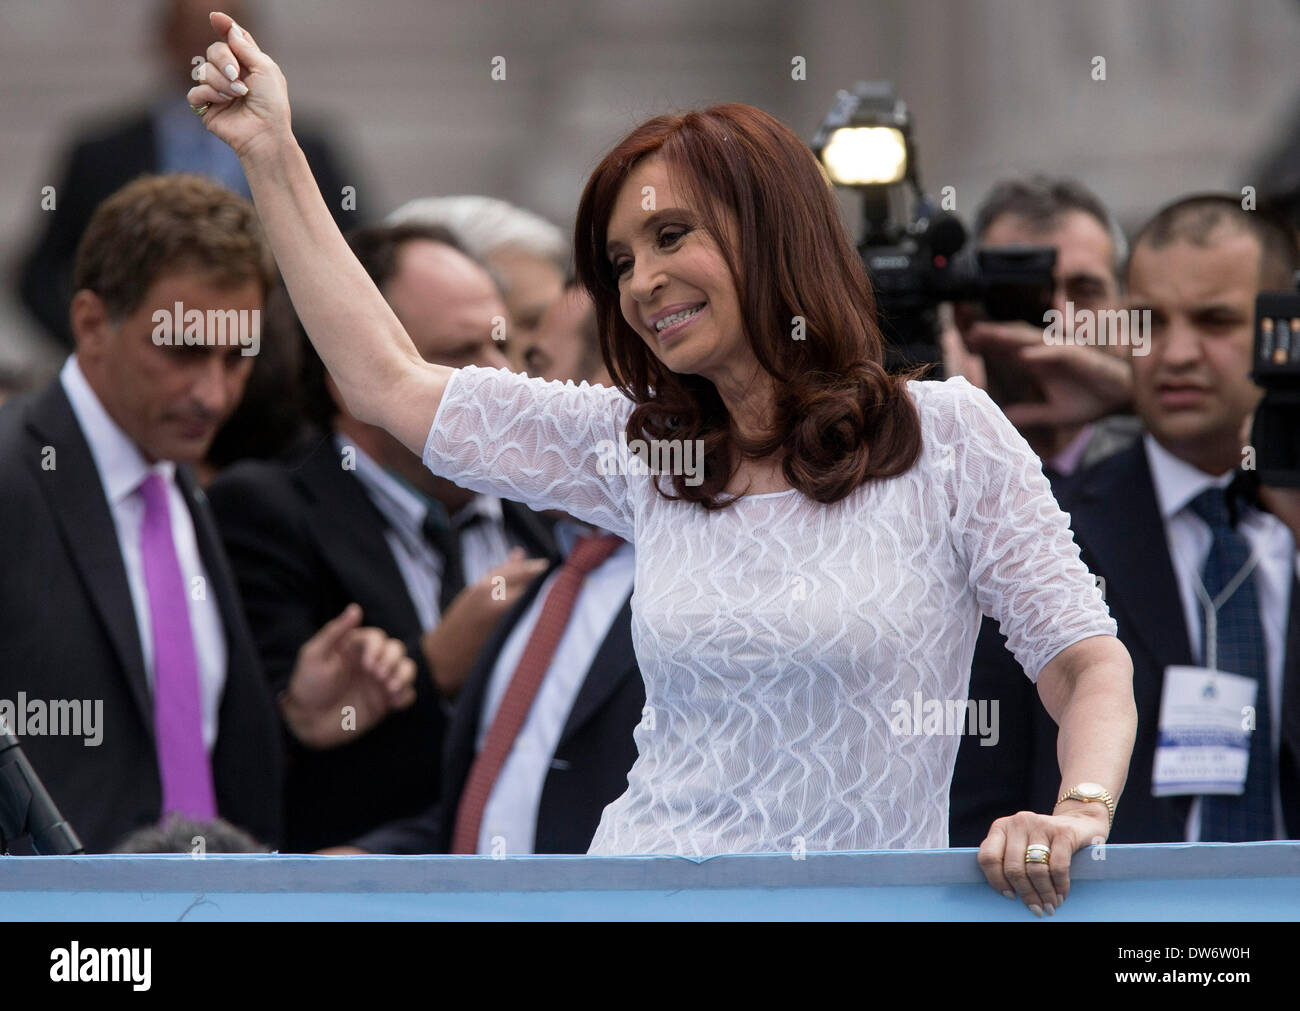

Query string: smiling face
1127 227 1263 474
604 155 753 392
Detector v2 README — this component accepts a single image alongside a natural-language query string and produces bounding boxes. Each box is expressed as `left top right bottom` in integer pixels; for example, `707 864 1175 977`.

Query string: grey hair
386 195 569 269
111 815 269 854
973 174 1128 277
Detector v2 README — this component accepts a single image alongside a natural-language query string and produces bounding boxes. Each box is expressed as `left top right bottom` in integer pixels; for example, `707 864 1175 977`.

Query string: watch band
1055 783 1116 828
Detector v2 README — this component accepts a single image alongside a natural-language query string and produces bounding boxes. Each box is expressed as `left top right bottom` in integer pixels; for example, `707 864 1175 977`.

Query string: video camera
813 82 1056 376
1251 275 1300 487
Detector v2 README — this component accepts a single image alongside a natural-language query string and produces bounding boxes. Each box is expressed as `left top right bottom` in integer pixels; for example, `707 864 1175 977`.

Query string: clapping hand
422 548 551 699
281 604 418 749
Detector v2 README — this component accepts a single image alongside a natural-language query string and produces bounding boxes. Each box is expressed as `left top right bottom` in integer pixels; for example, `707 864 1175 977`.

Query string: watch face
1077 782 1104 799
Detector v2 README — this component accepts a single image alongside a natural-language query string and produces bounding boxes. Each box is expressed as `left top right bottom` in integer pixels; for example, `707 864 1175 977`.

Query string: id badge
1151 665 1258 797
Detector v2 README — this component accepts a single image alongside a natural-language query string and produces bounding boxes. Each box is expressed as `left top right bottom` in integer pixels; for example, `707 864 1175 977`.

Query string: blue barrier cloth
1 843 1297 920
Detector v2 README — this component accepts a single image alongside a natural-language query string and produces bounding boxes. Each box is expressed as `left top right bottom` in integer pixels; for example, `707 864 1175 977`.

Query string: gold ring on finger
1025 843 1051 864
191 103 211 117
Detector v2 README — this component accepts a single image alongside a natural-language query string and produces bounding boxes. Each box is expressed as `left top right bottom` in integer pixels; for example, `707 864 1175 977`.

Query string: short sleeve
423 365 637 542
919 377 1117 681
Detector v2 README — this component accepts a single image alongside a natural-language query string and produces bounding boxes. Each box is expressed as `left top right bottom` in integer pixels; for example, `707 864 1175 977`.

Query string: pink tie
138 472 217 819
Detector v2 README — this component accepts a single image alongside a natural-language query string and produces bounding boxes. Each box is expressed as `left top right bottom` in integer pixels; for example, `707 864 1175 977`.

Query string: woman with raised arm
189 12 1135 916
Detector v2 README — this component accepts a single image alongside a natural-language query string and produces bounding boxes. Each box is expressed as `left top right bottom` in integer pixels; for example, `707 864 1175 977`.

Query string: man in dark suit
15 0 358 349
946 176 1136 844
329 283 645 855
209 224 559 852
952 196 1300 844
0 175 414 854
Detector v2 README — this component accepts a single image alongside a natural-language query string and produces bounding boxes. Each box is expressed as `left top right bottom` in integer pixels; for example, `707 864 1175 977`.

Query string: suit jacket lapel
437 562 559 849
1071 442 1194 670
500 498 560 563
176 467 260 692
296 435 422 633
25 383 152 732
556 594 636 750
1068 442 1194 830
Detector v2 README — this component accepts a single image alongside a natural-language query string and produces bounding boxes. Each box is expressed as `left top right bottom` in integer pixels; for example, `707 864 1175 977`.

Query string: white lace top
423 365 1116 855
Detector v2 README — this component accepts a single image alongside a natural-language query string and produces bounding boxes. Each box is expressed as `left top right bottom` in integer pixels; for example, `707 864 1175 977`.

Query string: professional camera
1250 276 1300 487
813 81 1056 376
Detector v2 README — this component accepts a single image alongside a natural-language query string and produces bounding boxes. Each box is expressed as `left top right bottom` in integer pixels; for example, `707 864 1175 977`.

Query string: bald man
208 224 559 852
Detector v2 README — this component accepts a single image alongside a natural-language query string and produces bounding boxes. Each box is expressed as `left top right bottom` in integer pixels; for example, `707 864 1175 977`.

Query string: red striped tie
451 533 624 853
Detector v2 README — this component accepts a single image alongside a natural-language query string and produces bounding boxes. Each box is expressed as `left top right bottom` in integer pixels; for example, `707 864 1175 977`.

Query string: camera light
820 126 907 186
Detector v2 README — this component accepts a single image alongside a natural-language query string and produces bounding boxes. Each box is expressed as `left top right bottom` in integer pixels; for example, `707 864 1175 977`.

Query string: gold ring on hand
1025 843 1051 864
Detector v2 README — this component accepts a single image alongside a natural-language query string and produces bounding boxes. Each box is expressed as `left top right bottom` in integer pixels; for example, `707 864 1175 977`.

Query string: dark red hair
573 102 923 508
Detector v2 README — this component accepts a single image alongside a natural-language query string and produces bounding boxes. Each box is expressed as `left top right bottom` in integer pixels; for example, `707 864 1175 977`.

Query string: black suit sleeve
949 470 1086 844
349 801 445 854
207 463 325 698
949 617 1041 845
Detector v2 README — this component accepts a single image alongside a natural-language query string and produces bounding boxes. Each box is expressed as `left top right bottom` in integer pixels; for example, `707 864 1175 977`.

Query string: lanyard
1187 545 1260 673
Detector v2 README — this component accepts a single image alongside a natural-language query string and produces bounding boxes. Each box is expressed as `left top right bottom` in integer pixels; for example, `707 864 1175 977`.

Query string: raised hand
185 11 291 160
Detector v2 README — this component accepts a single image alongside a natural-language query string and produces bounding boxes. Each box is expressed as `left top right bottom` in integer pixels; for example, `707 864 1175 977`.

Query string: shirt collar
342 433 508 544
452 492 503 531
339 434 429 531
1144 432 1234 522
552 517 623 558
1048 423 1094 476
60 355 175 503
554 518 595 557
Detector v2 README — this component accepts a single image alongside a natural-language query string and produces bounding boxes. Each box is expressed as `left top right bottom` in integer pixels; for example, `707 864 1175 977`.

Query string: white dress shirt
473 519 635 854
60 356 226 751
1144 434 1297 840
343 436 443 631
454 494 516 586
342 436 527 631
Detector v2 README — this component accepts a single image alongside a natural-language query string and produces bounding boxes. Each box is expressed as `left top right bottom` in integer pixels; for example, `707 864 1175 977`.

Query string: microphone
0 716 84 855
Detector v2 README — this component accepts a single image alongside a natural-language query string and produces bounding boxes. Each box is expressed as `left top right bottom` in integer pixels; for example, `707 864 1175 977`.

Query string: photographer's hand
939 308 987 388
965 320 1134 428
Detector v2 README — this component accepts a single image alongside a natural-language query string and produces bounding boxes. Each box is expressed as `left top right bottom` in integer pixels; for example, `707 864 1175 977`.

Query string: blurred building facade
2 0 1296 369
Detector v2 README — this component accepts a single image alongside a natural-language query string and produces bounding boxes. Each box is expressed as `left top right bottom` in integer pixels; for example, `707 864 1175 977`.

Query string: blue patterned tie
1186 486 1273 841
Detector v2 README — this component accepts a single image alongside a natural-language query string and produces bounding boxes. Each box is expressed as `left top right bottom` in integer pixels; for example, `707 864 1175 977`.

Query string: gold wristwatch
1055 782 1115 828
